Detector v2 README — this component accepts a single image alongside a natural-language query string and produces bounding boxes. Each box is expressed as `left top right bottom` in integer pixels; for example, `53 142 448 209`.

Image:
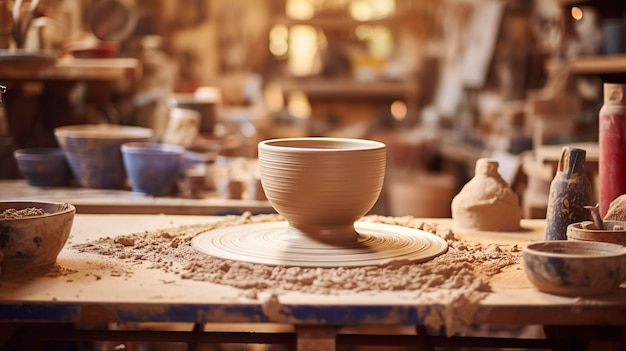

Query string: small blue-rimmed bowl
523 240 626 296
14 148 69 187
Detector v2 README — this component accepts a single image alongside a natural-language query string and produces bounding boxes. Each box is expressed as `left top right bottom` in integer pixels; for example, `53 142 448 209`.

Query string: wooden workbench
1 214 625 350
0 180 274 215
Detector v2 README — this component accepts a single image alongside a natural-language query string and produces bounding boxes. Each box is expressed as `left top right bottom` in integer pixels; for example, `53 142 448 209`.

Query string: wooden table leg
186 323 205 351
296 325 337 351
0 323 20 348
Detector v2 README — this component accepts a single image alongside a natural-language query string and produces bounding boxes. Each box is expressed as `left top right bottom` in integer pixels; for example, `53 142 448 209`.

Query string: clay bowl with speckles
258 137 386 244
523 240 626 296
0 201 75 273
55 124 153 189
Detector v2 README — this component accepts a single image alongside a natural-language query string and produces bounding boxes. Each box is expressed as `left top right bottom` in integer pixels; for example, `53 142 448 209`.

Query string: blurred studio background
0 0 624 218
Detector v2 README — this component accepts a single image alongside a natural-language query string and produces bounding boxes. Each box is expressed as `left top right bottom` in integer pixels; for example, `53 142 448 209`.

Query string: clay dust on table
71 213 521 335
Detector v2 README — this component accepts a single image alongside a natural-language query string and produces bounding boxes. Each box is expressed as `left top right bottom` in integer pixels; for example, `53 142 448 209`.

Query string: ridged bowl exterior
258 138 386 242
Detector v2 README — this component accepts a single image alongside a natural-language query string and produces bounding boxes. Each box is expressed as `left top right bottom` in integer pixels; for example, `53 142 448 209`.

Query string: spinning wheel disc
192 221 448 267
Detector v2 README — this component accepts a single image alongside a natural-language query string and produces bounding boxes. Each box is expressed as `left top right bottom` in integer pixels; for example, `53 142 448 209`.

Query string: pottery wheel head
191 221 448 268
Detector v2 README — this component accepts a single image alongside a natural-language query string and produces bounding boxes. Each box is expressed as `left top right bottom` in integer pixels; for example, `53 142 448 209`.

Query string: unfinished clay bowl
523 241 626 296
567 221 626 246
258 137 386 244
0 201 75 273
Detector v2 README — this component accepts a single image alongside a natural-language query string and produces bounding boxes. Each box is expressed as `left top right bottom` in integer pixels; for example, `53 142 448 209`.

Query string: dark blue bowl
121 142 185 196
14 148 70 187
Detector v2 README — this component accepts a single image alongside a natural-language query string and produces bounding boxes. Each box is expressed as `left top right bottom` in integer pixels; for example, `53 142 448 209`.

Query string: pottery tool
585 203 603 230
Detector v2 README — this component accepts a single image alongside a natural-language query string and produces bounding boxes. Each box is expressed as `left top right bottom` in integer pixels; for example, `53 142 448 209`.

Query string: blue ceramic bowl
14 148 70 187
121 142 185 196
55 124 153 189
523 240 626 296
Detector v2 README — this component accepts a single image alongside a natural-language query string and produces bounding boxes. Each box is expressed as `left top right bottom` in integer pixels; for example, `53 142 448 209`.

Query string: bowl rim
54 124 153 139
0 201 75 221
121 142 185 155
567 220 626 233
524 240 626 259
14 147 66 159
259 137 386 152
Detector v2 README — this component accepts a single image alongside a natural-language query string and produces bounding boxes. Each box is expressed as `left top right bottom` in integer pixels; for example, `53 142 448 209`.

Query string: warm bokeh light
369 26 393 58
390 100 407 120
571 7 583 21
269 25 289 57
288 25 318 76
278 0 396 75
287 91 311 119
355 25 374 40
286 0 314 20
264 82 285 113
349 0 395 21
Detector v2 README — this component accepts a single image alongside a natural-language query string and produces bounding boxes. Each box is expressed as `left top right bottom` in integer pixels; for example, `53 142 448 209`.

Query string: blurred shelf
278 77 419 100
272 14 431 30
0 56 141 82
548 54 626 75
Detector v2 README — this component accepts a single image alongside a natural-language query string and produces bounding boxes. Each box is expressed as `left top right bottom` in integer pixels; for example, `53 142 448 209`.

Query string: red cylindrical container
599 83 626 217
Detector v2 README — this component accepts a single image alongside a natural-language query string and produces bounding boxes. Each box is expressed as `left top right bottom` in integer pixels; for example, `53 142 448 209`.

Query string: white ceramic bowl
0 201 75 273
258 137 386 244
523 240 626 296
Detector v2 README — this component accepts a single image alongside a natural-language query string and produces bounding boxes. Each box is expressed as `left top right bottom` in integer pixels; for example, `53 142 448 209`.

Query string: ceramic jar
545 147 593 241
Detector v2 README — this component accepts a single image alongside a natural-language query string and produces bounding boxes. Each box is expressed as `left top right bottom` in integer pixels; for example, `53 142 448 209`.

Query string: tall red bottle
599 83 626 217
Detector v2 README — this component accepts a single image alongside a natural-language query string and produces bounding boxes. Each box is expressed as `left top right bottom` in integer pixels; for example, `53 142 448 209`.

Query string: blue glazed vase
545 147 593 241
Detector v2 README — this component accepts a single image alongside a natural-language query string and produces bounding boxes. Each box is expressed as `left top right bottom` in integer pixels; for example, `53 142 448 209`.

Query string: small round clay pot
258 137 386 244
0 201 75 273
523 240 626 296
567 221 626 246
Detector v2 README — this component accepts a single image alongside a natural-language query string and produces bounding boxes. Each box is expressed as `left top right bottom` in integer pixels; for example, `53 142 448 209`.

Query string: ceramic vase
545 147 593 241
